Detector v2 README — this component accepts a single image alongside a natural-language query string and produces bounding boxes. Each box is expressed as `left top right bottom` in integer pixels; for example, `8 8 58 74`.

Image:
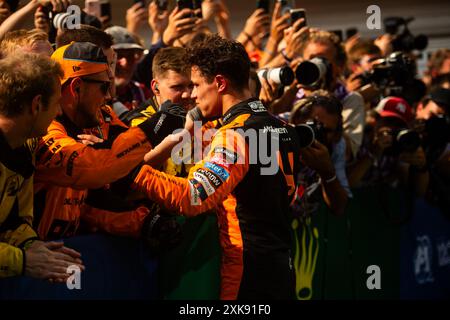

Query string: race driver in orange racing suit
132 35 301 299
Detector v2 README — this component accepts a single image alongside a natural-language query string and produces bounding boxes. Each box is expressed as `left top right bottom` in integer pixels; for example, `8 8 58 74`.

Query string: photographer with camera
415 88 450 212
383 17 428 54
348 50 427 109
289 92 350 217
423 49 450 90
345 40 382 98
0 1 70 39
348 96 429 197
269 30 365 158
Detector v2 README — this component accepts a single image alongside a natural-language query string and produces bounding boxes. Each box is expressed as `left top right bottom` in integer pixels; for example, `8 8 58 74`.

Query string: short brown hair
56 24 113 49
301 30 347 68
347 40 381 65
152 46 189 79
427 49 450 75
0 29 49 57
0 53 63 117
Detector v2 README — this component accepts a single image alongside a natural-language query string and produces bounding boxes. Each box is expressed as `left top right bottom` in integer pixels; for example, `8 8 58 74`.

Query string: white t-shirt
341 91 365 158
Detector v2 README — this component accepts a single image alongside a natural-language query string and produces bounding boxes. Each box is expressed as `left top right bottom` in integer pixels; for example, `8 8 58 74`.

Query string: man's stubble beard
78 101 101 129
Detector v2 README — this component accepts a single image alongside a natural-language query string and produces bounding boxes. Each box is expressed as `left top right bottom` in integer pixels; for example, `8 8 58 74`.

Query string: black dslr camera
295 57 333 90
357 51 427 104
295 119 326 148
358 52 415 89
386 114 450 157
384 17 428 53
392 129 422 154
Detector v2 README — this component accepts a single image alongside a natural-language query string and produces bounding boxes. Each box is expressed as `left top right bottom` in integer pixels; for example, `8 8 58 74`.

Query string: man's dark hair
186 34 251 91
56 25 113 49
290 90 344 133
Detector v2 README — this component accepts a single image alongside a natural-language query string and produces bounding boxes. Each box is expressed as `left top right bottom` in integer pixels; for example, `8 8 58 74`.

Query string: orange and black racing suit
33 106 152 240
133 99 301 299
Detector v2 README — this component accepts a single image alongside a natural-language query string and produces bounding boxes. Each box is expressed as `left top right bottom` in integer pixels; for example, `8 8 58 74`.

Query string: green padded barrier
160 212 221 299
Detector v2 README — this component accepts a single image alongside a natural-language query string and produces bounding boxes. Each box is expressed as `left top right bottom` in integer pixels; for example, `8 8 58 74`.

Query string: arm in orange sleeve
34 108 186 190
34 120 151 190
133 128 249 217
81 205 149 238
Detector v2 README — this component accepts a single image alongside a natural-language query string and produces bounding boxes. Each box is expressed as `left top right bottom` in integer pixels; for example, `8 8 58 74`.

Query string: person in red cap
348 96 429 196
375 96 414 124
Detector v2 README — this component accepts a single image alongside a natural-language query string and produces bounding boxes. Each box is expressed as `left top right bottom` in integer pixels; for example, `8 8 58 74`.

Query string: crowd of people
0 0 449 300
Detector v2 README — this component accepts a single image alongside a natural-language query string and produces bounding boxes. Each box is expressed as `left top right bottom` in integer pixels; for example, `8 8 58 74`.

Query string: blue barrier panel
0 234 158 300
400 199 450 299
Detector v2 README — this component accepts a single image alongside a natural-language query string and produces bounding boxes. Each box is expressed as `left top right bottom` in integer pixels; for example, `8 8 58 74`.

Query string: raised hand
126 2 149 34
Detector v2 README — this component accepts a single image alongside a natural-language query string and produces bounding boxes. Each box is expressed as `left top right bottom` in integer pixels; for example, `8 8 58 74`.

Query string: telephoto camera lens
396 129 421 153
257 66 295 86
53 12 71 29
295 57 329 88
294 120 325 148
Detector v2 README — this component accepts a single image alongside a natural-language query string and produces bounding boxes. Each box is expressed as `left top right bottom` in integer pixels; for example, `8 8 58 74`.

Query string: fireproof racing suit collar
222 98 267 125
